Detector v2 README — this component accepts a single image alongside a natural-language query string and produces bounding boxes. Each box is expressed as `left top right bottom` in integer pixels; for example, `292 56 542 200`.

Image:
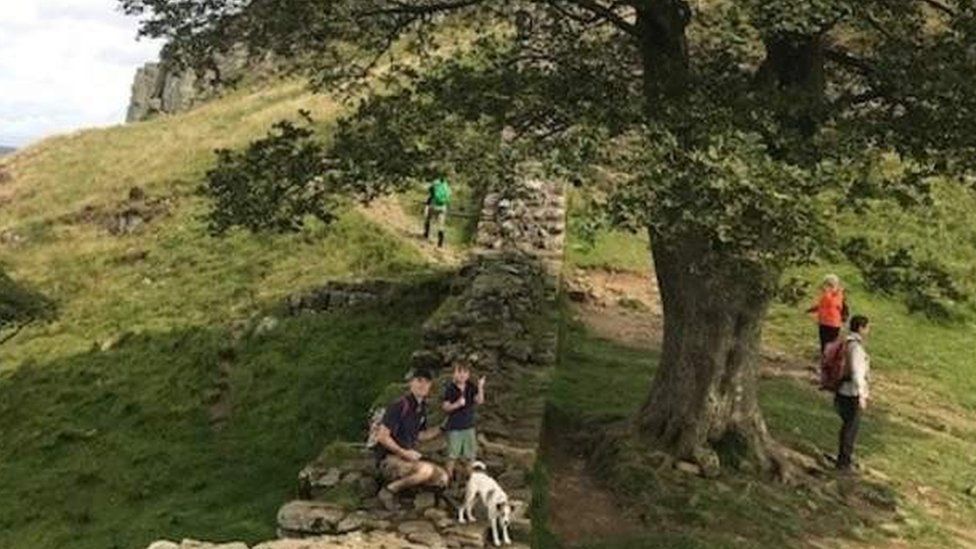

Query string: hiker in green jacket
424 177 451 248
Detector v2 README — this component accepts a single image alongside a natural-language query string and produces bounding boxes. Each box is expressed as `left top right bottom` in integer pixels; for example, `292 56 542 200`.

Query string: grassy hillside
0 82 458 549
0 82 439 368
0 287 444 548
545 186 976 547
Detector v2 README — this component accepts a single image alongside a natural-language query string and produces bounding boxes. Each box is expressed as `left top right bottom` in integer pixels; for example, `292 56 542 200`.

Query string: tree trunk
636 0 692 102
757 36 827 139
638 233 778 471
633 0 779 471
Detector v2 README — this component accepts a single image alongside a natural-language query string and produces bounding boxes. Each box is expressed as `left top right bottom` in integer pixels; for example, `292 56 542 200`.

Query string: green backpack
431 179 451 207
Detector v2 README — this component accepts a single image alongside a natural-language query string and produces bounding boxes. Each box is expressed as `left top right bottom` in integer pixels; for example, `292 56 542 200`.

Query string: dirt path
360 196 465 267
543 421 643 546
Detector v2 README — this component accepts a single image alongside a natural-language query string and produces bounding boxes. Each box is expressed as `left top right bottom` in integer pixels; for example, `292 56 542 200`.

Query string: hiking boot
437 231 445 248
377 487 398 511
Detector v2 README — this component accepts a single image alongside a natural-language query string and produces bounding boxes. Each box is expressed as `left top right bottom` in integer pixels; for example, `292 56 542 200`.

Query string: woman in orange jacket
807 274 847 354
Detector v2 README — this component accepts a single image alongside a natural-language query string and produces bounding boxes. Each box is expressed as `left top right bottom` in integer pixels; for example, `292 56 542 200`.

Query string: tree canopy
123 0 976 470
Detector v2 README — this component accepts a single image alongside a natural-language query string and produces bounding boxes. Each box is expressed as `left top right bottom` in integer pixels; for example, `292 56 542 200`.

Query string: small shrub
842 238 969 320
0 269 56 342
775 275 811 306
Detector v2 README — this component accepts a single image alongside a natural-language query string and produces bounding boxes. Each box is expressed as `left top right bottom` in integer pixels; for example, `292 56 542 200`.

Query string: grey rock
317 467 342 488
126 63 163 122
423 508 448 521
413 492 437 511
253 316 279 337
498 468 527 490
675 461 702 476
277 500 346 535
406 531 446 548
336 511 368 533
397 520 436 536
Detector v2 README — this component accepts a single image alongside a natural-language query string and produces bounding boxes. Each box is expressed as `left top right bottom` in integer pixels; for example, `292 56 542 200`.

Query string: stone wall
126 45 272 122
146 177 566 549
285 279 433 316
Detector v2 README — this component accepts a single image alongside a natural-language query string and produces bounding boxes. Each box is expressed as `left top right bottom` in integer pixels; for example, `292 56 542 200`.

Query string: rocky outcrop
126 45 271 122
59 186 174 236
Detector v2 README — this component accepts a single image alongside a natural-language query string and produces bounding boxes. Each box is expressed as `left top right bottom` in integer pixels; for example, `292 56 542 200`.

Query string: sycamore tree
122 0 976 473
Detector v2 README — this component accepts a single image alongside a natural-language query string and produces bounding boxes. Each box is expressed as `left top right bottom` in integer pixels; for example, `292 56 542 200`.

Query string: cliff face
126 46 266 122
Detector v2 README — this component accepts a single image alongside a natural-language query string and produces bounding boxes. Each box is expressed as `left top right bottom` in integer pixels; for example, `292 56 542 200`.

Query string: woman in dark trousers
835 315 871 472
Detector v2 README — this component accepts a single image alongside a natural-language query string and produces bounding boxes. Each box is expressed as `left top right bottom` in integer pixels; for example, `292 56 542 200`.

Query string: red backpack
820 339 849 391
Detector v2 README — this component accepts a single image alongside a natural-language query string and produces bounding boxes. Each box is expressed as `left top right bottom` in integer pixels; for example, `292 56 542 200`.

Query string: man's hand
859 396 869 410
456 396 466 408
402 449 423 462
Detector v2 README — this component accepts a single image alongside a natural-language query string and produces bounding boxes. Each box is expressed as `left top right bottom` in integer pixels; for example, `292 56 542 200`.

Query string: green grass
0 78 450 548
564 188 651 273
541 305 974 547
565 229 650 273
0 288 443 549
544 176 976 546
550 182 976 548
0 82 437 368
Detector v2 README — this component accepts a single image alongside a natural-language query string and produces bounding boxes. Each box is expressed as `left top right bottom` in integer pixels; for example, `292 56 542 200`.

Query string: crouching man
375 367 449 510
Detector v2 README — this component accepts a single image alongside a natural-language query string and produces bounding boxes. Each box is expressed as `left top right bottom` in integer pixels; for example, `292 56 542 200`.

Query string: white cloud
0 0 164 147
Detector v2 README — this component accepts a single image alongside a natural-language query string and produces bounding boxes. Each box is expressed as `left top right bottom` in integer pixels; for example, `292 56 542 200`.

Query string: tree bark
633 0 778 470
638 234 778 470
636 0 691 103
757 35 827 138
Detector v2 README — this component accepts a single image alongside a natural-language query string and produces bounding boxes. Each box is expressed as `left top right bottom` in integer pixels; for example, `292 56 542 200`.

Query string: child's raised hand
478 376 486 388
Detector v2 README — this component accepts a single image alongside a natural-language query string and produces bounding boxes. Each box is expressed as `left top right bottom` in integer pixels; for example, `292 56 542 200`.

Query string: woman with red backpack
834 315 871 472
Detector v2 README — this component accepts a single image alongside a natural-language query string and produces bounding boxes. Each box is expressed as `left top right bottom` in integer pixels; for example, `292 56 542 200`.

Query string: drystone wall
146 177 565 548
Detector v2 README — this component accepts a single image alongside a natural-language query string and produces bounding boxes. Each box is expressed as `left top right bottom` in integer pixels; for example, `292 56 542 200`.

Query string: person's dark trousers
835 394 861 470
819 324 841 354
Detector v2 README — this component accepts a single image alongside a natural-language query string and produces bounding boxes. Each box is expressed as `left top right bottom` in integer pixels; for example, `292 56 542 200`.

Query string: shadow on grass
0 277 448 549
536 314 943 548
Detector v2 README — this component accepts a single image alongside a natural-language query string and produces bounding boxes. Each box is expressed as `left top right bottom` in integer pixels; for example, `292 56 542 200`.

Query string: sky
0 0 164 147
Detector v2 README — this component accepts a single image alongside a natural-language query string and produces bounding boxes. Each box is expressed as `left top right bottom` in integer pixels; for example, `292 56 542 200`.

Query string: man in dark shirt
375 367 448 510
441 360 485 483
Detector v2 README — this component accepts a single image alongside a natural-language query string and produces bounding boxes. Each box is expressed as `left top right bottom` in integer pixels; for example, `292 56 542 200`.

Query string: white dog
457 461 513 546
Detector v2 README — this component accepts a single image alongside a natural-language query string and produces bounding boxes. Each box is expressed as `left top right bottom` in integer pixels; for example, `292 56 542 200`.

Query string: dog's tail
471 460 488 472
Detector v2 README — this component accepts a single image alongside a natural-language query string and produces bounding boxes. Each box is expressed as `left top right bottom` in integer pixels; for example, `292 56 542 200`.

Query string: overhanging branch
918 0 956 17
354 0 487 18
563 0 640 38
